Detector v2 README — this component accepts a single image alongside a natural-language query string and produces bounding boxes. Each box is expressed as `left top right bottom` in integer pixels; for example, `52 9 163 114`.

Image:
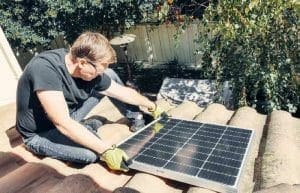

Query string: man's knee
104 68 123 85
104 68 116 77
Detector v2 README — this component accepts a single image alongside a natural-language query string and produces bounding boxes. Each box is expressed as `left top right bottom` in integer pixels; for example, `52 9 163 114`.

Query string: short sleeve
30 58 63 92
94 73 112 92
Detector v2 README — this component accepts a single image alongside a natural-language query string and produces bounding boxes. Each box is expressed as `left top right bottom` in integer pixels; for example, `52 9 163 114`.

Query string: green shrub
0 0 142 50
196 0 299 114
0 0 209 51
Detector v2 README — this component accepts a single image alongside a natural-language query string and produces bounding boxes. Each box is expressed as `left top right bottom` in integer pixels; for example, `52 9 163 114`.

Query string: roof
0 97 299 193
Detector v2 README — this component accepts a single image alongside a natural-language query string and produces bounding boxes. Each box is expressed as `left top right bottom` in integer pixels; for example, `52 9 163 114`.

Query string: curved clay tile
167 100 204 120
261 111 300 188
194 103 234 124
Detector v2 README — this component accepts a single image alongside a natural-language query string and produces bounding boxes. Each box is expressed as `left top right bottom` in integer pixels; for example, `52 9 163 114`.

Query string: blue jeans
24 69 138 164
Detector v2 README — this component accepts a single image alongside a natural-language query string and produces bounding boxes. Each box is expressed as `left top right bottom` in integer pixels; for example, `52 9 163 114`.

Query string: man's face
78 59 110 81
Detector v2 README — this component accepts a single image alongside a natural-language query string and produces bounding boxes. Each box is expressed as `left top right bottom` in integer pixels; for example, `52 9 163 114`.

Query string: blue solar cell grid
118 117 252 187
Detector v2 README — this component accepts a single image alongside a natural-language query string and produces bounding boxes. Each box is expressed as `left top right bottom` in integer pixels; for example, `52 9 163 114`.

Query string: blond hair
70 32 116 64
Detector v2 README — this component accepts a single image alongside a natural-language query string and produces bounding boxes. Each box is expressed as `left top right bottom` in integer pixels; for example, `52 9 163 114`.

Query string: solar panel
118 117 254 193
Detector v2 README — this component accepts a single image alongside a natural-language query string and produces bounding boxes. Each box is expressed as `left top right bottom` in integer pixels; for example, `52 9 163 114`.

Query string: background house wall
0 27 22 106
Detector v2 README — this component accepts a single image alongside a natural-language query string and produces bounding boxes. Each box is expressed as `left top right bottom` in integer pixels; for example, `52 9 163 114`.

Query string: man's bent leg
103 68 140 114
24 128 98 164
70 68 138 120
70 96 101 121
71 68 145 131
103 69 145 131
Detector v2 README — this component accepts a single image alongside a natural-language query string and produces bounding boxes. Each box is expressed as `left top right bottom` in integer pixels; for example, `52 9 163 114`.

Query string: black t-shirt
16 48 111 138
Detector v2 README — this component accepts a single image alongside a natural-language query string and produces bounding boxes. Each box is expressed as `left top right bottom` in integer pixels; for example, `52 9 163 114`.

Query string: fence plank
148 25 163 64
114 23 200 67
178 28 190 64
187 24 197 64
160 24 173 62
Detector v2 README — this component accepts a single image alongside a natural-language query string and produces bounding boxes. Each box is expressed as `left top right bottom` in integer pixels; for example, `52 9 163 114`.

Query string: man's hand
149 104 168 119
101 145 129 172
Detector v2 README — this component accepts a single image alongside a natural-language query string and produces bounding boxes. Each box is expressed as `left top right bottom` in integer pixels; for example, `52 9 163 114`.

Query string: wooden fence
113 23 202 67
15 23 203 68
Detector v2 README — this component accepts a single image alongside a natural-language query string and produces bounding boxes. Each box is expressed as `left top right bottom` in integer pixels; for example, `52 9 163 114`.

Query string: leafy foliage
0 0 142 50
196 0 300 114
138 0 209 23
0 0 209 51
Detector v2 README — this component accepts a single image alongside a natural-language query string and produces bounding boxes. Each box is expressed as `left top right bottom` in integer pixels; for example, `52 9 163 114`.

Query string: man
16 32 164 171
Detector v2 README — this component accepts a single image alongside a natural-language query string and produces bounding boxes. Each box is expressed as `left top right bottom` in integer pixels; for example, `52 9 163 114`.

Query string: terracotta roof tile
0 99 299 193
167 100 203 119
46 174 104 193
40 157 78 176
156 98 177 112
0 152 25 178
5 126 22 148
0 162 64 193
85 96 124 123
80 163 133 191
124 173 187 193
261 111 300 188
254 183 300 193
194 103 234 124
10 145 43 163
98 123 133 145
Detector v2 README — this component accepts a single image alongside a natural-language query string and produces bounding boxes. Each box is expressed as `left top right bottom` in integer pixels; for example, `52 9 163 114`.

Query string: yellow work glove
101 145 129 172
152 122 164 133
148 104 167 120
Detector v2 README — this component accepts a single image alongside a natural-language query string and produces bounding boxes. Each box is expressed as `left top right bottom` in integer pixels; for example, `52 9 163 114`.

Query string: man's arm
100 80 156 110
36 90 111 154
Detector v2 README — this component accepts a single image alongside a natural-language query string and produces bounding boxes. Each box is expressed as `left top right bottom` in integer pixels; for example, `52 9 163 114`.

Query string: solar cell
118 117 254 193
